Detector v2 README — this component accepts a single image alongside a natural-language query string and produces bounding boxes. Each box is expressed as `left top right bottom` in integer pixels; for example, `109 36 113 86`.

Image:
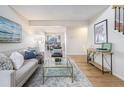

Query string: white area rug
24 59 93 87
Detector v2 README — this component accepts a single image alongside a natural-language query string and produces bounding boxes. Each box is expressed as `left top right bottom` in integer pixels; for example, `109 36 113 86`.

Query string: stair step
116 26 124 32
115 23 124 32
113 5 124 8
116 23 124 27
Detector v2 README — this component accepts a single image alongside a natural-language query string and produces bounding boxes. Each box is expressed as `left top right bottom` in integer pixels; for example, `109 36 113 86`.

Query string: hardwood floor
69 55 124 87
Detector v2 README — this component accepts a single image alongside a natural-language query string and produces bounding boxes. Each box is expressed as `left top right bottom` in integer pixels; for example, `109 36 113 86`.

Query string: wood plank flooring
69 55 124 87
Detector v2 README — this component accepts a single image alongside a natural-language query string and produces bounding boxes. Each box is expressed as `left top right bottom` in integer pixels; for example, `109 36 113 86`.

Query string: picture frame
0 16 22 43
94 19 108 44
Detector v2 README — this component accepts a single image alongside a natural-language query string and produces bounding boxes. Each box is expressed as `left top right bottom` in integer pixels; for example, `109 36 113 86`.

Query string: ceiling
31 26 66 34
11 5 109 21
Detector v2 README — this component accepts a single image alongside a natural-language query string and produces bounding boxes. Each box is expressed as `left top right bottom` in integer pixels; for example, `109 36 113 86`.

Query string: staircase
113 5 124 34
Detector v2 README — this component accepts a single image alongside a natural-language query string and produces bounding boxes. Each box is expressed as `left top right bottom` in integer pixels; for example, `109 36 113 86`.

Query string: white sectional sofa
0 49 39 87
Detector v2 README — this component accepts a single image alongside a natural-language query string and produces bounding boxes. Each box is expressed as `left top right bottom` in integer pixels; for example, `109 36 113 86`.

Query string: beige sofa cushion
15 59 38 85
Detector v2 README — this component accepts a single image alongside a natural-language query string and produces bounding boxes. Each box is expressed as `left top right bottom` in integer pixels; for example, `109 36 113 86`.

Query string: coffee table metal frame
43 57 73 84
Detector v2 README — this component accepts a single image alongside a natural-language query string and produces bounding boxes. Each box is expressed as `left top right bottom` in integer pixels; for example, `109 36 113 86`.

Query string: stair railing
113 5 124 34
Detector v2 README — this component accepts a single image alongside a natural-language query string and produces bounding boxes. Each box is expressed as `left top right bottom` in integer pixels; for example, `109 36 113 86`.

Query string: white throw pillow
10 51 24 70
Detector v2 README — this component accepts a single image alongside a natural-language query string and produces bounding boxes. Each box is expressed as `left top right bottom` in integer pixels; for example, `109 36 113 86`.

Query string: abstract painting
0 16 22 42
94 19 108 44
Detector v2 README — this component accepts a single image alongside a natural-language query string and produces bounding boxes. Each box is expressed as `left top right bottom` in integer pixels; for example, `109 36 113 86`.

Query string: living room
1 4 124 88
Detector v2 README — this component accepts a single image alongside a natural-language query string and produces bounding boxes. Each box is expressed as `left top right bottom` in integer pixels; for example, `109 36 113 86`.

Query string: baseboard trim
113 72 124 81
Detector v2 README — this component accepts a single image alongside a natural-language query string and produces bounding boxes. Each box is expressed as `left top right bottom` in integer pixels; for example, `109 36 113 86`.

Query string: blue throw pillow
24 50 37 60
28 48 38 56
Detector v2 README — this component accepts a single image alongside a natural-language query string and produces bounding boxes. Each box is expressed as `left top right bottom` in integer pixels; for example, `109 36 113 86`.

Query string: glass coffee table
43 57 73 84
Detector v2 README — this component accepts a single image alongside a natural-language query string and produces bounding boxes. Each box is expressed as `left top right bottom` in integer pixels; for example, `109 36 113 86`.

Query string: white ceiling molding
29 20 88 26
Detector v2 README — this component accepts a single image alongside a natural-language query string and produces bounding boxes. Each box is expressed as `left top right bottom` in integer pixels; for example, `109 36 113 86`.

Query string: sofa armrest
0 70 15 87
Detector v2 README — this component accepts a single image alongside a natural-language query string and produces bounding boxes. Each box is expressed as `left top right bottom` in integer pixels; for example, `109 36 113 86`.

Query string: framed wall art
0 16 22 43
94 19 108 44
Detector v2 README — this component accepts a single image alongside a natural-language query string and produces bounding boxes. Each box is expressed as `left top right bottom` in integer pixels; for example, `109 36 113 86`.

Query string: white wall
0 6 88 55
66 26 88 55
88 6 124 80
30 20 88 55
30 26 66 52
0 6 35 52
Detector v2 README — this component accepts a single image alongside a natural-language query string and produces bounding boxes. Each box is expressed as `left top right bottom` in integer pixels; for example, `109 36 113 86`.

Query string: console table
87 48 113 74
